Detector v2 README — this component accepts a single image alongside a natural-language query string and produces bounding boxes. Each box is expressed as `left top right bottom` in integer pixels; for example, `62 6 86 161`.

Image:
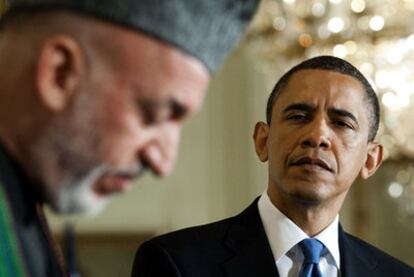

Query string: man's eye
136 104 155 125
286 113 308 121
136 100 172 126
332 120 353 129
143 109 172 126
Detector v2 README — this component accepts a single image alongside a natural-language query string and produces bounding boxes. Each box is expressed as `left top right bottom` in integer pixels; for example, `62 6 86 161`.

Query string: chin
52 167 112 216
53 189 111 217
289 188 329 206
293 195 324 206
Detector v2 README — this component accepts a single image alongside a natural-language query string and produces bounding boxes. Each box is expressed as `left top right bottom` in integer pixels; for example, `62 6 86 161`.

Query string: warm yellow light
382 91 409 109
376 70 390 89
298 33 313 48
328 17 345 33
351 0 366 13
388 182 404 198
344 40 358 54
382 92 397 108
397 95 410 108
369 15 385 31
360 62 374 76
386 50 402 64
408 34 414 46
312 3 326 17
333 44 347 57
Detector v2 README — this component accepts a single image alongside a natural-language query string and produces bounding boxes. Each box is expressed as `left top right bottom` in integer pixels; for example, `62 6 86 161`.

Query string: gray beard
53 165 112 216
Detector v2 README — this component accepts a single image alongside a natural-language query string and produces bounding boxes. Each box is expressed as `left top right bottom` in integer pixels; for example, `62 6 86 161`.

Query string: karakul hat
2 0 260 73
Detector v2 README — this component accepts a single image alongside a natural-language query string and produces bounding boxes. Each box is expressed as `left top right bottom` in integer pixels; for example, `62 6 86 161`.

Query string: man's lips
289 156 333 172
93 164 147 196
93 175 133 196
92 165 147 197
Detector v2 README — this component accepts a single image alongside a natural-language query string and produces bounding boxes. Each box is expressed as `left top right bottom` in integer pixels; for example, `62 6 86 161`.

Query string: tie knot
299 238 324 264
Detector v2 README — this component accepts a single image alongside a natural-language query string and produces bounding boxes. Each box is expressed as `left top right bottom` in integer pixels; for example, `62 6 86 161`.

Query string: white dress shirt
258 192 340 277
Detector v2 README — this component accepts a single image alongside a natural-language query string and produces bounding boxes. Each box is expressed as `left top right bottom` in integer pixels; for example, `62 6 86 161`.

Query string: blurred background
3 0 414 276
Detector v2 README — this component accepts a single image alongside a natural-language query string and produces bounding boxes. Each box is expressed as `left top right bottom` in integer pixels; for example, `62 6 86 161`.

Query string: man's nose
140 123 182 177
300 117 331 149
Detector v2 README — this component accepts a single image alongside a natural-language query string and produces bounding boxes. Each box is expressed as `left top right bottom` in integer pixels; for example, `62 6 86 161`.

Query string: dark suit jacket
132 198 414 277
0 143 63 277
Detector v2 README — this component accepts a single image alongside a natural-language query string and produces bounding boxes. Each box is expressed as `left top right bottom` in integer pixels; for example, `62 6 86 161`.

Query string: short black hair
266 55 380 141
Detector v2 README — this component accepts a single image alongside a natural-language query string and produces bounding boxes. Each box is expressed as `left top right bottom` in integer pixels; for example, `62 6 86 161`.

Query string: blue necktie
298 238 325 277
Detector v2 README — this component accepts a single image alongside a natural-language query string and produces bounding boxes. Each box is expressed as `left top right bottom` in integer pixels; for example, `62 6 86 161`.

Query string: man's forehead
275 69 367 114
128 50 209 117
288 69 362 88
280 69 365 100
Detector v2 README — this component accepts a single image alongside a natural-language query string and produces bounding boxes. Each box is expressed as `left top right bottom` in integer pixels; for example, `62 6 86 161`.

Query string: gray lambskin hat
3 0 260 73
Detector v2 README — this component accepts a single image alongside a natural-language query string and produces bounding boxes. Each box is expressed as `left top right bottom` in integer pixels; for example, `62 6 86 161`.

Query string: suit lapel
221 198 279 277
219 200 382 277
339 225 377 277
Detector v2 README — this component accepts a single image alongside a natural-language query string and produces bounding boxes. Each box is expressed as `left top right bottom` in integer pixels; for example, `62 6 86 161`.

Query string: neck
267 187 345 236
0 30 54 198
0 75 44 188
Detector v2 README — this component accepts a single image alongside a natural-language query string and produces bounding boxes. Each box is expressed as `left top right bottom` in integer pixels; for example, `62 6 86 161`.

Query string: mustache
288 152 335 173
104 161 148 180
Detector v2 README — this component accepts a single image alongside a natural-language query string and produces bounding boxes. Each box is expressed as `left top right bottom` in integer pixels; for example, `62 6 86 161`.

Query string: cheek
267 133 294 169
96 94 142 164
336 143 367 180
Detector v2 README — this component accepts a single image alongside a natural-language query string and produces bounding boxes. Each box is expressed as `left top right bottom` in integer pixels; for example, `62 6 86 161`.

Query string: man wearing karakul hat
0 0 260 275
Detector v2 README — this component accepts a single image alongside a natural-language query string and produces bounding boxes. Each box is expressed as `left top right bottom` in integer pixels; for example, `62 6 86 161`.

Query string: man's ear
253 121 270 162
360 142 383 179
36 35 84 112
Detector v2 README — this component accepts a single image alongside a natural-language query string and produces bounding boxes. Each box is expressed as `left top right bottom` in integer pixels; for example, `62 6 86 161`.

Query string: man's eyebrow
329 108 359 125
137 96 189 121
283 103 315 114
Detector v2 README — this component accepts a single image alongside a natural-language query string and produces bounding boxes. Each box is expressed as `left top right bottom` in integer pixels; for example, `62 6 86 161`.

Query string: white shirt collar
258 191 341 269
314 212 340 269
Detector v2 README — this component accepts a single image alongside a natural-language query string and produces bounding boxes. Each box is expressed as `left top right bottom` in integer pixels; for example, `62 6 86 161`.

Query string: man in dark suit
132 56 414 276
0 0 259 275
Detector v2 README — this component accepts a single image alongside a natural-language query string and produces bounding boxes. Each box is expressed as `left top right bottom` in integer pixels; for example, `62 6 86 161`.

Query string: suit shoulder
149 216 236 249
133 199 261 276
143 198 260 253
132 216 237 276
345 233 414 273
